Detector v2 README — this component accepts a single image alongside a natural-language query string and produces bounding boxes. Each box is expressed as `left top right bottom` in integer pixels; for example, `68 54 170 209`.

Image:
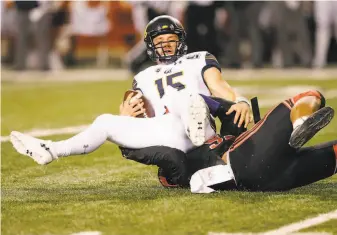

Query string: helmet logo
162 25 168 29
170 24 174 30
144 24 149 39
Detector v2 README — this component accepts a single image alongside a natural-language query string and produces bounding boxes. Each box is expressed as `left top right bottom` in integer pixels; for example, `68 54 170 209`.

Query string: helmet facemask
146 31 188 64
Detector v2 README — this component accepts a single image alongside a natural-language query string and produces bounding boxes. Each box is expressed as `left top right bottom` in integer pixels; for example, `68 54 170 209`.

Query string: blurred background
1 0 337 75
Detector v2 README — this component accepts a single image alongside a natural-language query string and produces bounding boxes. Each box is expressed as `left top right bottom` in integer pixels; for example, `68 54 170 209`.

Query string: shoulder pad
134 65 161 80
184 52 204 60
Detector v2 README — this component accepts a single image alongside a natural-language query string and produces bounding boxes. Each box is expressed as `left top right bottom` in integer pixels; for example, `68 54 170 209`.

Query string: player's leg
228 90 332 191
209 90 329 153
228 102 296 191
268 140 337 191
188 99 296 192
10 114 194 165
289 90 334 148
162 87 216 146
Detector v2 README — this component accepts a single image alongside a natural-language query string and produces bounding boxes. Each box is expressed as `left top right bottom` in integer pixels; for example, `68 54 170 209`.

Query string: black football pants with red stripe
228 91 337 191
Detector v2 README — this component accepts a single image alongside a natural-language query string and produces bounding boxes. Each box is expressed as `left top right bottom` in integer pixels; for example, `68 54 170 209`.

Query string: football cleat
10 131 58 165
187 94 210 147
289 107 334 149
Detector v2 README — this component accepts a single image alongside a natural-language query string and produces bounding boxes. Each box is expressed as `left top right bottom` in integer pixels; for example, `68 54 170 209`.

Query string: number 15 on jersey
155 71 186 98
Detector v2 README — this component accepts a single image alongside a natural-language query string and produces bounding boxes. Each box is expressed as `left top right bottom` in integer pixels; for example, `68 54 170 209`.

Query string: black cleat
289 107 334 149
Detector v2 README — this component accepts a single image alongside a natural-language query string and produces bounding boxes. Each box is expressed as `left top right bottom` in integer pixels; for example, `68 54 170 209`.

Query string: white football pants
53 90 216 157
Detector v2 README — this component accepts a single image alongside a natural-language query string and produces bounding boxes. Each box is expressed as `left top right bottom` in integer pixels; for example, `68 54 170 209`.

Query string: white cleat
187 94 210 146
10 131 58 165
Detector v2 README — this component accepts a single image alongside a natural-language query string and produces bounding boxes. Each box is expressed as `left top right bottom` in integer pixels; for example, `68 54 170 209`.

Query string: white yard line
209 233 331 235
208 210 337 235
1 69 131 82
70 232 101 235
223 69 337 81
36 210 337 235
1 125 88 142
263 210 337 235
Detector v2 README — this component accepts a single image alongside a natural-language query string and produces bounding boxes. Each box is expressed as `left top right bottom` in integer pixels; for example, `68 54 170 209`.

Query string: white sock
293 115 309 130
52 117 110 157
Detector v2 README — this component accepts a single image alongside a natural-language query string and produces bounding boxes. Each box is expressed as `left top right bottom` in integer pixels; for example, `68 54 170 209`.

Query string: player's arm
203 67 236 101
202 54 253 128
200 53 236 101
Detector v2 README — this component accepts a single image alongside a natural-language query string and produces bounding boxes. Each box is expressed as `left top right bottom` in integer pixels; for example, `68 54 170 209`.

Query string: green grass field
1 71 337 235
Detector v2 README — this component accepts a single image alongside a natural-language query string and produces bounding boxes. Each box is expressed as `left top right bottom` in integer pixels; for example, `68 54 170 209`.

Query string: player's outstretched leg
270 140 337 191
10 113 197 165
10 114 113 165
289 90 334 148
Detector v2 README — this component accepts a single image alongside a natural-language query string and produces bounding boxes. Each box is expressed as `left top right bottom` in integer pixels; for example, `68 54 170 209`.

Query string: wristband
235 96 250 106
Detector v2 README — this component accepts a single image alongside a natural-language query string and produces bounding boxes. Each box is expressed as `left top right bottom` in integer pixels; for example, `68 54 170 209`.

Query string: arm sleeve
201 52 222 77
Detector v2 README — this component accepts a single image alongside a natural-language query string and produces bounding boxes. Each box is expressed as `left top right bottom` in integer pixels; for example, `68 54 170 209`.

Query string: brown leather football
123 90 155 118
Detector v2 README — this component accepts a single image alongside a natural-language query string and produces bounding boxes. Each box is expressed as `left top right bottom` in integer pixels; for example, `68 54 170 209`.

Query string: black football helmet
144 15 188 64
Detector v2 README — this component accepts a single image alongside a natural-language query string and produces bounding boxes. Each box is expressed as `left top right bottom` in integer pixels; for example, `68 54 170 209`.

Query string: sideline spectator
14 0 52 71
313 1 337 68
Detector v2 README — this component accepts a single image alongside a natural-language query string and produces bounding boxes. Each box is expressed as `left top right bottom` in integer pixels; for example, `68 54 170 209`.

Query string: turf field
1 69 337 235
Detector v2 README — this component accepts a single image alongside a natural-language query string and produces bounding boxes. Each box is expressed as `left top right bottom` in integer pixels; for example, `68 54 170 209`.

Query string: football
123 90 155 118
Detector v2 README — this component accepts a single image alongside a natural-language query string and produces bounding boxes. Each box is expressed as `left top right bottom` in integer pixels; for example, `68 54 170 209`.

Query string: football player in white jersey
9 16 251 166
118 15 253 156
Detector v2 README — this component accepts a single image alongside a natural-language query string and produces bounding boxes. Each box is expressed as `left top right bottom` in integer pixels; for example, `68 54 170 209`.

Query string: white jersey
133 51 221 116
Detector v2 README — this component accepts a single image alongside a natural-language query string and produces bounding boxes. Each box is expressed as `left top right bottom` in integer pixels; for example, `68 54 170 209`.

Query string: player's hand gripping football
119 92 146 117
226 102 253 128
